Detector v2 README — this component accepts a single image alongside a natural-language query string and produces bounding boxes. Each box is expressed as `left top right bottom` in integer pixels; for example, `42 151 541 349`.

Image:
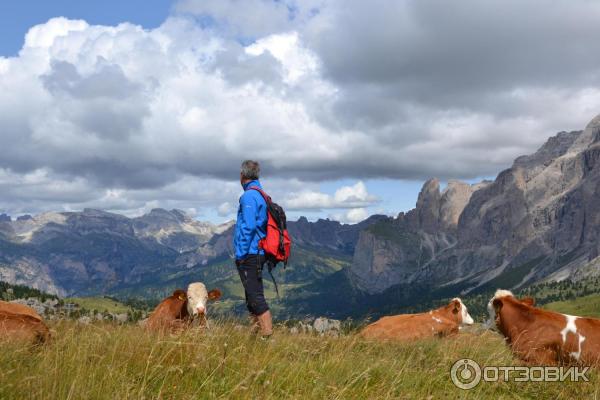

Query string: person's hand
235 258 241 267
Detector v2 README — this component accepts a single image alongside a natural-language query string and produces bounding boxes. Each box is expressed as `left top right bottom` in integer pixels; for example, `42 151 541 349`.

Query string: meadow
65 297 133 314
1 319 599 399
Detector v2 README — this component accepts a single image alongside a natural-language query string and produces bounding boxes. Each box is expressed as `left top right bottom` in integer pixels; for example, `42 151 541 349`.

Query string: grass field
544 294 600 318
1 320 598 399
65 297 132 314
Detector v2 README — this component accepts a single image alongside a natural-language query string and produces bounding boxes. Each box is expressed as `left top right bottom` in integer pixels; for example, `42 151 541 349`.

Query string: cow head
486 289 514 329
448 298 474 325
186 282 222 317
486 289 535 331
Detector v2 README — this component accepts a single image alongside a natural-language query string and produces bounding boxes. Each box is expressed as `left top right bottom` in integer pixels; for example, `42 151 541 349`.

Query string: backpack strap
249 186 286 250
247 187 271 204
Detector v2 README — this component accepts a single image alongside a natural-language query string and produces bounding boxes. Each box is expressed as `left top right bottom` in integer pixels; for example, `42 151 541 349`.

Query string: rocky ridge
348 113 600 295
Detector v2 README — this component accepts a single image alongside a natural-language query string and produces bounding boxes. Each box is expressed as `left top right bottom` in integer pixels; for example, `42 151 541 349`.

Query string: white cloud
217 201 235 217
333 181 376 204
284 181 378 210
329 208 369 224
245 32 318 84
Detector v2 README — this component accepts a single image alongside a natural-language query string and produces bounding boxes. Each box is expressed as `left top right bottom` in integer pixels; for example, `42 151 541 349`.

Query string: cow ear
520 297 535 306
173 290 186 301
208 289 222 301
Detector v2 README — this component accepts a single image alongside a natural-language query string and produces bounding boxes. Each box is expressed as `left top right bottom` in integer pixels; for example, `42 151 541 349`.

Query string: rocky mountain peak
585 113 600 130
414 178 442 232
405 178 481 232
81 208 123 217
144 208 180 220
513 130 581 173
416 178 441 204
296 216 309 224
170 209 189 222
588 115 600 145
439 180 478 228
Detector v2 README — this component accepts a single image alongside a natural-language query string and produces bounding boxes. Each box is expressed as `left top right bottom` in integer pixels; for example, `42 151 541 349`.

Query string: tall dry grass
0 320 598 399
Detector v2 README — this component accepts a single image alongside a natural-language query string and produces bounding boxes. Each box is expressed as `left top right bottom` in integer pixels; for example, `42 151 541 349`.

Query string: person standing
234 160 273 338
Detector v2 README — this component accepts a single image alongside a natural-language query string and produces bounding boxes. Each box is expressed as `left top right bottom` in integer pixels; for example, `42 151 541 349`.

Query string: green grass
0 321 598 399
544 293 600 318
65 297 131 314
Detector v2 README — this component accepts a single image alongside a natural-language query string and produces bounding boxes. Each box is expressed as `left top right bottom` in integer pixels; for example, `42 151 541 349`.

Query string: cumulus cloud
0 167 242 217
329 208 369 224
1 1 600 218
284 181 378 210
217 201 235 217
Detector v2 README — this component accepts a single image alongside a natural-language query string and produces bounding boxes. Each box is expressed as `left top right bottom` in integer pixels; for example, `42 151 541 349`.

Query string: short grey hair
240 160 260 180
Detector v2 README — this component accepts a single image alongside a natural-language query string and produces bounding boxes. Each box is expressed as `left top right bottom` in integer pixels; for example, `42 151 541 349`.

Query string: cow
0 301 50 344
146 282 221 332
0 300 44 320
360 298 474 341
488 289 600 365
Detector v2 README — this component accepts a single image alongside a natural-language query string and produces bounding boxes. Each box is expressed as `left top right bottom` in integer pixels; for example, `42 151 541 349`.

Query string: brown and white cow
0 301 50 344
488 289 600 365
146 283 221 332
0 301 44 320
360 298 474 341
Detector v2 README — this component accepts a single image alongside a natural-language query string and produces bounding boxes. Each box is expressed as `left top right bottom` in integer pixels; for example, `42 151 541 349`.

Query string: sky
1 0 600 224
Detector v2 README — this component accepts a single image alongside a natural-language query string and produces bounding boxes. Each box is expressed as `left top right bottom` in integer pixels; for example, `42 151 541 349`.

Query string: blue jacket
234 180 267 260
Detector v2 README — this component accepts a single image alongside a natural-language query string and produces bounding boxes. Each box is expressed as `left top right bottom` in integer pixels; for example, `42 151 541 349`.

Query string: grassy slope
65 297 131 313
1 321 598 399
544 293 600 318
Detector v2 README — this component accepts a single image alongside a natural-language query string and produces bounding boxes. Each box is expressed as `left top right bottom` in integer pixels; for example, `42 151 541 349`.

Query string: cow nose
196 306 206 315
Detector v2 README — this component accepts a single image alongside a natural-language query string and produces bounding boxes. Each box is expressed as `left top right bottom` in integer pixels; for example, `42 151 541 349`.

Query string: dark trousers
236 254 270 316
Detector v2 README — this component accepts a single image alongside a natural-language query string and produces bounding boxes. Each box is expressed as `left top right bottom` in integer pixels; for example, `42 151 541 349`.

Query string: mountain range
1 114 600 318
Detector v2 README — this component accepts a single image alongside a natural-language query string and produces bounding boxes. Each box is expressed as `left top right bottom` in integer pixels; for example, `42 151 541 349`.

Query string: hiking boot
256 310 273 337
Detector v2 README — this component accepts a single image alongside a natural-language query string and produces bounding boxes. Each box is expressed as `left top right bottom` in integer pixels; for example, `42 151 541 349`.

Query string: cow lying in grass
488 289 600 365
0 300 50 344
360 298 474 341
146 283 221 332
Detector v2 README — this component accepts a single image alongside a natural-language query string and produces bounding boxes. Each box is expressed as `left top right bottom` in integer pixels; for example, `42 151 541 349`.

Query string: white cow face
452 298 474 325
186 282 222 317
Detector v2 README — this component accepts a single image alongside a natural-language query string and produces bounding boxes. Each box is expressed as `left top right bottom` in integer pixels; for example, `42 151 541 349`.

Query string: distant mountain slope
0 207 383 305
0 280 59 302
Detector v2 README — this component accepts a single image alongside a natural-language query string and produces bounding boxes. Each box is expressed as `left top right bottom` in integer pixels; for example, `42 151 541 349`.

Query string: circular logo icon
450 358 482 390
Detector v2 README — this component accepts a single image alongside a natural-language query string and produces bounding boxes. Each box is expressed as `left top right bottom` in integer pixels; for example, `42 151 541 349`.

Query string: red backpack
248 187 291 266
